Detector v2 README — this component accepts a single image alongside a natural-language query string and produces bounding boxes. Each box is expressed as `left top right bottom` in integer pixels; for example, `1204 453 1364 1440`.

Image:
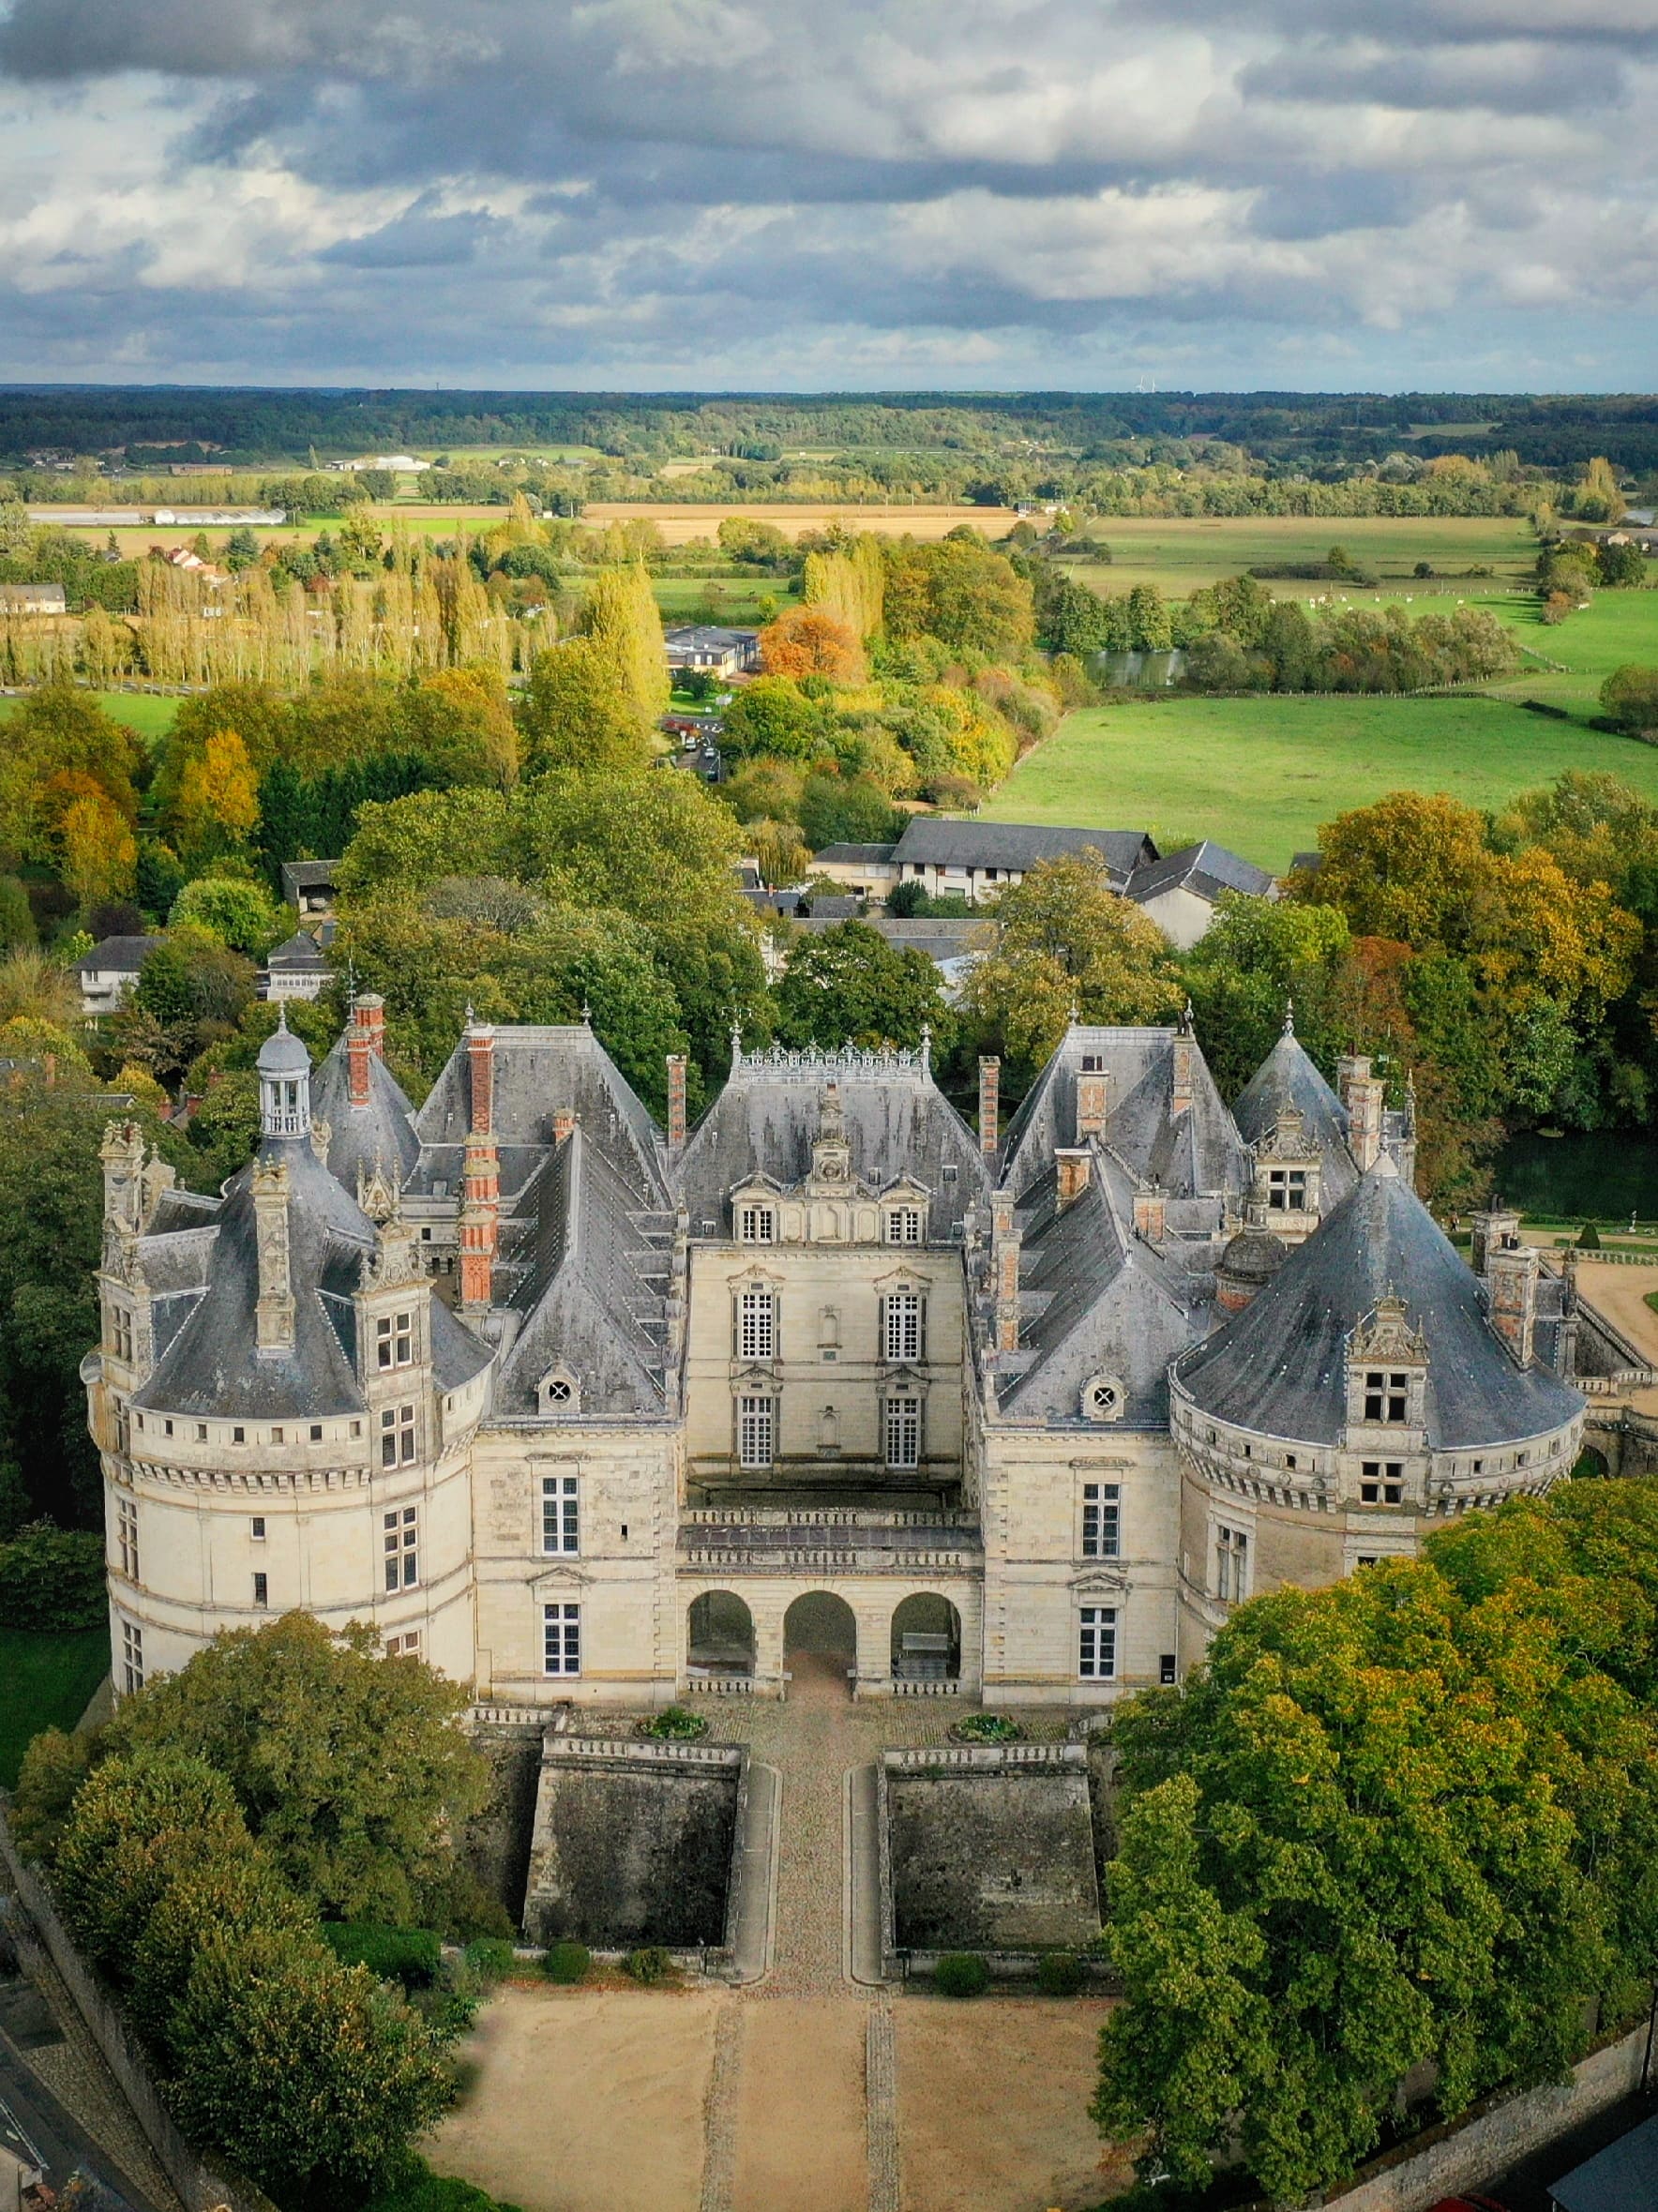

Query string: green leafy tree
718 676 831 763
105 1614 490 1925
170 873 286 957
520 637 652 774
1601 666 1658 736
775 921 950 1052
577 563 668 732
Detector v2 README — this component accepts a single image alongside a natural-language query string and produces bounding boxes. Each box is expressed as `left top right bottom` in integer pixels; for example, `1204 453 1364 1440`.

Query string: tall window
885 1207 924 1246
738 1395 775 1469
1078 1606 1117 1679
1363 1370 1409 1422
739 1205 776 1244
381 1403 416 1467
737 1288 776 1361
542 1474 580 1555
1215 1526 1249 1603
116 1496 139 1581
384 1505 418 1590
121 1618 143 1696
544 1602 581 1677
1081 1482 1120 1559
253 1571 269 1608
884 1394 920 1469
1267 1167 1306 1211
882 1290 926 1363
1360 1460 1405 1506
110 1306 133 1362
376 1310 414 1370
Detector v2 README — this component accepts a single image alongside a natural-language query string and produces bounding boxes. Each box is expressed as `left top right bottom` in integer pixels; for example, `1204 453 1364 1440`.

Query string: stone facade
85 1001 1587 1710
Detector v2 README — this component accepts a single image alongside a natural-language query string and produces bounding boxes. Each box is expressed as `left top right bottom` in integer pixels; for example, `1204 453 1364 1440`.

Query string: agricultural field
1062 515 1541 601
988 591 1658 872
580 501 1026 545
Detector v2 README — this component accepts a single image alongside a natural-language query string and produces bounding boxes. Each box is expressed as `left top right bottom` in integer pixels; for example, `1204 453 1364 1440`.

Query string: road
0 1978 167 2212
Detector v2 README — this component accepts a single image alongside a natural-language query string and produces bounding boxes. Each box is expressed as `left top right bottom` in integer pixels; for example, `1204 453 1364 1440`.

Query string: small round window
1083 1374 1124 1422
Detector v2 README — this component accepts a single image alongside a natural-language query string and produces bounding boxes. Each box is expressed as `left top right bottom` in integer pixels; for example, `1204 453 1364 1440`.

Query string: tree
775 921 950 1051
399 666 520 788
170 727 261 867
799 772 899 851
577 563 668 732
1576 456 1623 522
884 537 1035 661
170 873 285 957
1310 791 1491 948
717 675 831 763
1601 666 1658 736
105 1613 491 1925
960 852 1183 1076
0 682 142 861
520 638 651 774
759 606 866 684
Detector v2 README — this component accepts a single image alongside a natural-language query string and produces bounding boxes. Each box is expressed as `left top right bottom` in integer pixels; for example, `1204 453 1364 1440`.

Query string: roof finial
1283 997 1294 1037
463 1000 475 1028
580 1000 592 1028
1182 997 1195 1034
276 1004 290 1035
920 1021 932 1073
730 1016 743 1074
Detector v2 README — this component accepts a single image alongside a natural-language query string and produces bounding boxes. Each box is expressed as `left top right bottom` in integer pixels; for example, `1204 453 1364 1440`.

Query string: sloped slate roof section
415 1026 668 1206
1126 840 1277 905
494 1128 672 1416
677 1048 990 1239
1231 1031 1359 1206
890 819 1155 884
312 1033 423 1193
1173 1157 1584 1448
1000 1171 1210 1425
1001 1026 1250 1204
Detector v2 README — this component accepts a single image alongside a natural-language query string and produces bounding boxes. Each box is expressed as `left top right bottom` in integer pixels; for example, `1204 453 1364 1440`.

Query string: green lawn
651 575 788 624
0 690 182 748
989 589 1658 870
0 1627 109 1787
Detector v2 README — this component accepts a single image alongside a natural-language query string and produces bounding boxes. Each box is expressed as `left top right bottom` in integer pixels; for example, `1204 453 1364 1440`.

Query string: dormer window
1082 1374 1124 1422
1267 1167 1306 1211
1080 1054 1105 1074
739 1203 776 1244
885 1206 924 1246
1364 1370 1409 1423
538 1366 580 1415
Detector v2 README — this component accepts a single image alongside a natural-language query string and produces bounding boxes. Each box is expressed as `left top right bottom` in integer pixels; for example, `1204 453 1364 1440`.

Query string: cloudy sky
0 0 1653 392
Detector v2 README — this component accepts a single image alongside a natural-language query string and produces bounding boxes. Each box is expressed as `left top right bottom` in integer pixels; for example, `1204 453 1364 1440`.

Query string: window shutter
877 1294 886 1362
731 1294 739 1360
918 1296 927 1364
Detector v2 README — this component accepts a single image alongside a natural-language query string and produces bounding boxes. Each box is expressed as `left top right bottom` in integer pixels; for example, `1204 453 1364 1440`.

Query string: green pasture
0 690 181 748
651 575 786 624
0 1626 108 1787
1065 516 1541 601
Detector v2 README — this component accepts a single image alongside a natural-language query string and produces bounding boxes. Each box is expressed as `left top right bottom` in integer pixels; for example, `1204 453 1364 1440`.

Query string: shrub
952 1712 1024 1744
542 1939 591 1985
1036 1951 1085 1996
367 2159 526 2212
1577 1221 1603 1250
464 1937 517 1984
323 1921 443 1991
637 1705 710 1741
0 1521 107 1630
933 1953 990 1999
621 1945 676 1986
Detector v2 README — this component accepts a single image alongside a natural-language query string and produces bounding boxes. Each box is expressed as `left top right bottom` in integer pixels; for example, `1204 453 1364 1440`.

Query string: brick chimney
347 1001 376 1107
1170 1003 1197 1116
989 1190 1020 1350
1470 1206 1521 1277
1338 1054 1384 1171
977 1056 1000 1158
459 1136 499 1314
552 1106 576 1145
1133 1188 1166 1242
466 1019 495 1138
1056 1147 1092 1209
357 992 385 1058
1487 1236 1539 1367
1075 1069 1108 1141
666 1054 687 1151
252 1157 294 1355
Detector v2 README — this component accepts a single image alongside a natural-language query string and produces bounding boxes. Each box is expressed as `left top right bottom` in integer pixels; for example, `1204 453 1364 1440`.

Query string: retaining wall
0 1804 278 2212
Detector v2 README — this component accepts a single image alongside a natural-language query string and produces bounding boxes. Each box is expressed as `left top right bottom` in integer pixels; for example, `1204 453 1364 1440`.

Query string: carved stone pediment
1069 1566 1131 1599
1349 1293 1428 1366
1259 1107 1317 1162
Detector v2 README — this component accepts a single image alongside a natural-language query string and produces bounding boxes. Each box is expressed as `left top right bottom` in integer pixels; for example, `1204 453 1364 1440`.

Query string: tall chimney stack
1170 1003 1197 1116
1076 1069 1108 1141
252 1158 294 1356
358 992 385 1058
466 1019 495 1138
666 1054 687 1151
977 1056 1000 1158
1055 1147 1092 1209
347 1000 376 1106
1487 1237 1539 1367
1338 1055 1384 1172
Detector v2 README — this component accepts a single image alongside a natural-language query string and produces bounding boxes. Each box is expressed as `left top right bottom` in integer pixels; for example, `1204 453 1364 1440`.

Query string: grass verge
0 1626 109 1788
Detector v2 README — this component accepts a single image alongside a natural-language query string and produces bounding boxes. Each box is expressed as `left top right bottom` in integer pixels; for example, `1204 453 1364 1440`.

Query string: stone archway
686 1589 755 1679
891 1591 961 1683
784 1590 857 1698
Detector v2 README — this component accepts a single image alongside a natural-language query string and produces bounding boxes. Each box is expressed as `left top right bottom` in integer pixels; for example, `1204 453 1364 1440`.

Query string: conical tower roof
1231 1021 1357 1206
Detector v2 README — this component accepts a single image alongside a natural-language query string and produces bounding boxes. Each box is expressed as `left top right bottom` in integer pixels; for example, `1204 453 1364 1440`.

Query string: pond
1494 1130 1658 1224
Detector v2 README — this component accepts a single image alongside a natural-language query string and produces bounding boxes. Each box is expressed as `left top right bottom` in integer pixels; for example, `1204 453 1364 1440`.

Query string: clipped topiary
464 1938 517 1984
321 1922 442 1991
621 1945 676 1985
933 1953 990 1999
1577 1221 1602 1250
542 1940 590 1985
1036 1951 1084 1996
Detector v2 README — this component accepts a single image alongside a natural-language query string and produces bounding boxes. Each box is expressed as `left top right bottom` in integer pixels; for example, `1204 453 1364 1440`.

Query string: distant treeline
5 386 1658 474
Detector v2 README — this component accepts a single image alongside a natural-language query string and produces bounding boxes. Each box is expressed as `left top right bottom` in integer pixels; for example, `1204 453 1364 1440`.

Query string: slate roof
311 1034 424 1195
76 935 164 976
676 1045 990 1240
493 1129 675 1417
1549 2110 1658 2212
890 820 1156 885
279 859 341 899
414 1026 667 1206
266 931 329 972
1000 1025 1251 1206
812 843 897 864
1126 841 1277 906
998 1167 1213 1425
1173 1156 1584 1447
1230 1029 1359 1207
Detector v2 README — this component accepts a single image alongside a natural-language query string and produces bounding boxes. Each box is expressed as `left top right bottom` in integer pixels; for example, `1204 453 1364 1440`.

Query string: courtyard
430 1654 1125 2212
